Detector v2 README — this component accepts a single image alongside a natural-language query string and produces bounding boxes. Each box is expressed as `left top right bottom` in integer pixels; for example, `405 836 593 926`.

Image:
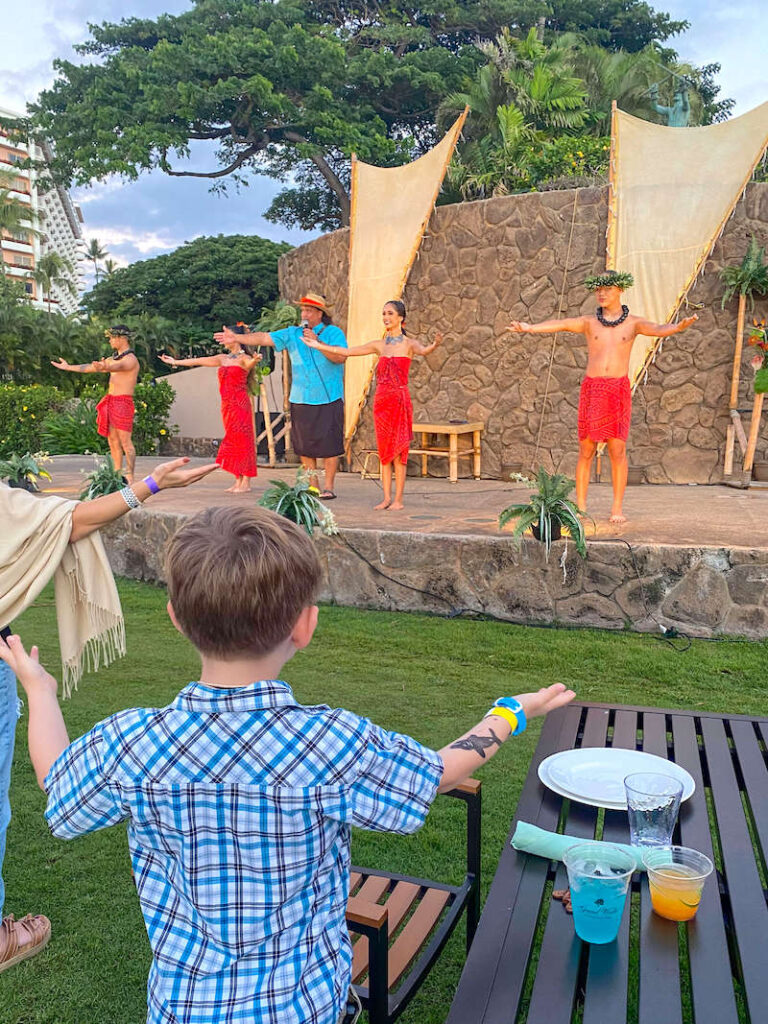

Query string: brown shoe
0 913 51 972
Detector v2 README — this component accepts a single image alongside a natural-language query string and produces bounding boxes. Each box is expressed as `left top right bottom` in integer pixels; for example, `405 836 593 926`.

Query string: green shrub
132 379 177 454
0 384 64 457
42 399 107 455
1 378 176 457
79 458 125 499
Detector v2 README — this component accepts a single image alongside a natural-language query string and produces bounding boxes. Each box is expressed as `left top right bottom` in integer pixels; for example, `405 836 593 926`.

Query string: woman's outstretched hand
151 458 219 489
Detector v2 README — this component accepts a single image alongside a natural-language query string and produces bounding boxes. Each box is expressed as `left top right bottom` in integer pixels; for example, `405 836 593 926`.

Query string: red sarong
578 376 631 442
96 394 135 436
373 357 413 466
215 365 257 478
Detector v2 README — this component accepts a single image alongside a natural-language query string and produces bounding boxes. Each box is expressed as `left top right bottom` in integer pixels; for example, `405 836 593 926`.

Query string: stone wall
278 183 768 483
102 512 768 639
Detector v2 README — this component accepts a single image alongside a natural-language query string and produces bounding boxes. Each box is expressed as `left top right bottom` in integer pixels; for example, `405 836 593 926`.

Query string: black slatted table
446 702 768 1024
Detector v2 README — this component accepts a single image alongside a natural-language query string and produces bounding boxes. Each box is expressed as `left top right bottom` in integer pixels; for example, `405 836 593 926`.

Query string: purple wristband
143 475 160 495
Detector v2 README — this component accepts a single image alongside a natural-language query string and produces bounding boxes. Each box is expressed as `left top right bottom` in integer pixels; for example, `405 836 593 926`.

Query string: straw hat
296 292 331 314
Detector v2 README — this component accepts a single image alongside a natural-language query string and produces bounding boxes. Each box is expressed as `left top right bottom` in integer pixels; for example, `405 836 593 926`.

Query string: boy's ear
166 600 183 634
291 605 319 650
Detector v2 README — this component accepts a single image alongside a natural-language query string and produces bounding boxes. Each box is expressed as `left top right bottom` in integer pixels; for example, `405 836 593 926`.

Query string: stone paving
42 456 768 637
43 455 768 548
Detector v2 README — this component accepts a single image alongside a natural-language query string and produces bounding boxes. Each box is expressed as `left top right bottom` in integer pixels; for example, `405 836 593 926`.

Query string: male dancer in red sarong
508 271 697 523
52 326 140 482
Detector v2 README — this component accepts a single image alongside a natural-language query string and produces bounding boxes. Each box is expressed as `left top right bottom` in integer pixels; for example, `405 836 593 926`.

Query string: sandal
0 914 51 973
319 490 337 500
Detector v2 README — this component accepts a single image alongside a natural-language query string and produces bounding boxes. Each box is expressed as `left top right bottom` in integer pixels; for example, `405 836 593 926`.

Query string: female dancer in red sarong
160 335 261 493
303 301 442 510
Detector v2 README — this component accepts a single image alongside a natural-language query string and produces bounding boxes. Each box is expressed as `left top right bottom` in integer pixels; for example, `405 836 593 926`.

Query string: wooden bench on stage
412 422 484 483
358 421 484 483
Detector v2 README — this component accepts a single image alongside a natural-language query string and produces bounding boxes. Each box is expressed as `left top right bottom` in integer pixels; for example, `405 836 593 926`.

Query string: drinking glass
624 772 683 847
643 846 714 921
563 841 636 944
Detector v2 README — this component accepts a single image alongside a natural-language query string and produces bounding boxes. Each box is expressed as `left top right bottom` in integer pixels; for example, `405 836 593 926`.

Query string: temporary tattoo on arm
449 728 502 759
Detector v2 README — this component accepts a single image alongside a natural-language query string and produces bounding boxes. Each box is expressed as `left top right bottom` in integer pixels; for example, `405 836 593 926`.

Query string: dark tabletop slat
525 709 610 1023
636 712 683 1024
700 716 768 1021
729 720 768 871
582 709 637 1024
446 705 581 1024
480 705 585 1024
671 715 740 1024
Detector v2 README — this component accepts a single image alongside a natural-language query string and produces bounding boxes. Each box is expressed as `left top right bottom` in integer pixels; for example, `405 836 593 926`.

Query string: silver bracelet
119 486 141 510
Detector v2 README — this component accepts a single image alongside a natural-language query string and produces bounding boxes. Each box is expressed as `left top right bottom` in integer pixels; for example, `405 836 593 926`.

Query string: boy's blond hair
166 506 321 658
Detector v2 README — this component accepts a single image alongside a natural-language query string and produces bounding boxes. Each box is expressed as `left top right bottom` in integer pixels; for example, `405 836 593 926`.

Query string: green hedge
0 380 176 458
0 384 65 457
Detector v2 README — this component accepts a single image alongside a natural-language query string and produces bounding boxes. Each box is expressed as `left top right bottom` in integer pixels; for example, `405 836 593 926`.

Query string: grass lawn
4 579 768 1023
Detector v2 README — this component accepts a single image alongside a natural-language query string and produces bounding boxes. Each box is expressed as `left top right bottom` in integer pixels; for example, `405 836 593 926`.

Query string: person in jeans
0 504 574 1020
0 456 217 972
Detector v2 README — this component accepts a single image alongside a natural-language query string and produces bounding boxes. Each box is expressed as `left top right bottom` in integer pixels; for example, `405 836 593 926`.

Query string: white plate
538 748 695 810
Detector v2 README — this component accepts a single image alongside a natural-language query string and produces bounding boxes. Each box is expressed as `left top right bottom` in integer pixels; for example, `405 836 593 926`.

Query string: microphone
301 319 309 330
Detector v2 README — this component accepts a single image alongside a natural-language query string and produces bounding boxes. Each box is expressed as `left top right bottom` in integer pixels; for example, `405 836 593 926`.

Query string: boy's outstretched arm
0 635 69 789
437 683 575 793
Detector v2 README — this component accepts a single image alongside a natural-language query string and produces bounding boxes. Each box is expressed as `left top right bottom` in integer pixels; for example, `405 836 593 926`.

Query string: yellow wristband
485 706 519 733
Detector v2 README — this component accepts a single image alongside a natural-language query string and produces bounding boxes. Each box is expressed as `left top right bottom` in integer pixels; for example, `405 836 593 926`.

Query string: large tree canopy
29 0 692 230
81 233 290 330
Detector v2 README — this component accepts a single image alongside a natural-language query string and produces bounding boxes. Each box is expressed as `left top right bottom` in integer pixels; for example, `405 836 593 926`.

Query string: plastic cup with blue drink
563 841 636 943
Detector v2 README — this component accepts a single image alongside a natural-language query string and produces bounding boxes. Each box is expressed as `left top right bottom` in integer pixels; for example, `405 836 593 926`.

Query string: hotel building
0 106 85 314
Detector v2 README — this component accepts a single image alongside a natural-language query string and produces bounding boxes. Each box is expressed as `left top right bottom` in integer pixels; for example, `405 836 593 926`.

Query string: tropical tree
482 28 589 133
27 0 729 229
82 234 290 332
447 104 538 199
85 237 108 283
103 258 118 276
34 251 77 314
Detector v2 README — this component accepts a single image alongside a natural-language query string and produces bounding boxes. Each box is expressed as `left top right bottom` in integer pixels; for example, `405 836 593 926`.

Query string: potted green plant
498 466 587 558
0 452 52 492
259 470 338 537
79 458 126 500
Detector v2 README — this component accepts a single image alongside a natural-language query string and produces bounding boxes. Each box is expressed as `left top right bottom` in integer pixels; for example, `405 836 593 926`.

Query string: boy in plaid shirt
0 507 573 1023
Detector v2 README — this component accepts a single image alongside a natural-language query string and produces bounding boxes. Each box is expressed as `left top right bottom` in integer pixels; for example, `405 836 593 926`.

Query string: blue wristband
492 697 527 735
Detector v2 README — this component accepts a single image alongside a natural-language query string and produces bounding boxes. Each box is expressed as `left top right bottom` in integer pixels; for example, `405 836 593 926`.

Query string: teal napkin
510 821 646 871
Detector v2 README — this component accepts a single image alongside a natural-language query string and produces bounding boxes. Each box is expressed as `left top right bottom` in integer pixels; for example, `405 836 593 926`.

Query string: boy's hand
515 683 576 720
0 635 58 697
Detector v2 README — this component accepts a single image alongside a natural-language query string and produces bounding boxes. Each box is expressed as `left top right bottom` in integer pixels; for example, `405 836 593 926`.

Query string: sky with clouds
1 0 766 284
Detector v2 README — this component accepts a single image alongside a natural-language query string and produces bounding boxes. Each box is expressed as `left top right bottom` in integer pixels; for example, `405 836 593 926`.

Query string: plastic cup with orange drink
642 846 714 921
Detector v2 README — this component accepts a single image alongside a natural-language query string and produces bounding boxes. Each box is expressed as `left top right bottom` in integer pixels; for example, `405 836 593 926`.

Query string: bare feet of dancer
374 499 391 510
389 501 404 511
609 511 627 524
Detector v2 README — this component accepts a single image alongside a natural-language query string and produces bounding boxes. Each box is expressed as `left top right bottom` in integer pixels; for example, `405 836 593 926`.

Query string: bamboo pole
729 292 747 408
743 391 765 474
260 379 276 466
723 292 748 474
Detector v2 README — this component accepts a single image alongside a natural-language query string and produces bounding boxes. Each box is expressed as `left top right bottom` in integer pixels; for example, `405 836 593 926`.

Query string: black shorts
290 399 344 458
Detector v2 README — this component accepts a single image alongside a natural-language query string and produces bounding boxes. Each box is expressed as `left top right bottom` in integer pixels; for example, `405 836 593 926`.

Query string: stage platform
42 456 768 638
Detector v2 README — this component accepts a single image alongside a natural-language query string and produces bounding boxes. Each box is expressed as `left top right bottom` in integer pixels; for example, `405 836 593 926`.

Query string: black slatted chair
346 779 481 1024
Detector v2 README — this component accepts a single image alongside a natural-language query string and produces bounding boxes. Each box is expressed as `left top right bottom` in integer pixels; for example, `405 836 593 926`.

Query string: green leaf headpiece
584 270 635 291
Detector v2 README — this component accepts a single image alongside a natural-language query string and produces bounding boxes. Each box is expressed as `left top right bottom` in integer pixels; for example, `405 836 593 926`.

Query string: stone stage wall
102 513 768 639
278 183 768 484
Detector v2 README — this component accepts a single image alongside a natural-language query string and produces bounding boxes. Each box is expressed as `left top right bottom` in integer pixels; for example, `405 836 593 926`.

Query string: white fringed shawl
0 485 125 696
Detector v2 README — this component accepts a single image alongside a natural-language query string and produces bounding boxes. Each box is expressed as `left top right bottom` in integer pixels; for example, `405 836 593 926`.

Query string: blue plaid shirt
45 681 442 1024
